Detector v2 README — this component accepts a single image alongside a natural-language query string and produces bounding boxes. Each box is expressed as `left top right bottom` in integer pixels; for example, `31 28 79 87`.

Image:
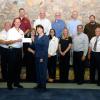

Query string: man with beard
84 15 100 41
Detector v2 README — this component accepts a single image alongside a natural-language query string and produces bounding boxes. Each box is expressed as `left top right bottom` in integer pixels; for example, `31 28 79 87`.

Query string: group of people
0 8 100 91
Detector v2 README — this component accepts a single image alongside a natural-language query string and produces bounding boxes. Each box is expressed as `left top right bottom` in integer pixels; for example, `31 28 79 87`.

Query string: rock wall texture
0 0 100 30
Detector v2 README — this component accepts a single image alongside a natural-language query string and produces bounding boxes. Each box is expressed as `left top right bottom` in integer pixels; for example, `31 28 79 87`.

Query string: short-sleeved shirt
52 19 66 38
90 36 100 52
59 37 72 52
0 29 8 48
7 27 24 48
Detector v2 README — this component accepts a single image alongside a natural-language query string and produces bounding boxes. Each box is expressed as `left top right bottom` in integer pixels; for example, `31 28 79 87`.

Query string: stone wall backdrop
0 0 99 80
0 0 100 30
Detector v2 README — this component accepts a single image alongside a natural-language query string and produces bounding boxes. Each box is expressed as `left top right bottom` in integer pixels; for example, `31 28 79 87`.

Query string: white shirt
48 36 59 56
34 18 51 35
73 33 89 56
67 19 82 38
0 29 8 48
7 27 24 48
90 36 100 52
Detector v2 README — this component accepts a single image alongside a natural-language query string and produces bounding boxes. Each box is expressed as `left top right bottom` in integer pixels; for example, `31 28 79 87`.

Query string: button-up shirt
7 27 24 48
48 36 59 56
67 19 82 38
0 29 8 48
34 18 51 36
84 22 100 41
73 32 89 56
52 19 66 38
90 36 100 52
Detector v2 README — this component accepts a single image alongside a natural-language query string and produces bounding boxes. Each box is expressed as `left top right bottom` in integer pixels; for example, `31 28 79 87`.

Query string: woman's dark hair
36 24 44 32
49 29 56 40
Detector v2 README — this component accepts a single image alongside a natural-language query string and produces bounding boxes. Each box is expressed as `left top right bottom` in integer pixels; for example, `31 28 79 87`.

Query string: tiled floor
0 82 100 89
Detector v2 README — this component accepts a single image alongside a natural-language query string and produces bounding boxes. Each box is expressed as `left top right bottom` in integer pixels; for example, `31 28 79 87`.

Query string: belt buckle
8 46 13 49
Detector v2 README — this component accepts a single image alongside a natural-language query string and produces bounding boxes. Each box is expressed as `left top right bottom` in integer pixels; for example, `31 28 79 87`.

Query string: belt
8 46 22 50
8 46 14 49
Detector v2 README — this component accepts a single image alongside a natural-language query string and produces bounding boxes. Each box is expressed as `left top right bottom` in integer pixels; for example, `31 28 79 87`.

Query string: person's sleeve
33 20 37 29
7 30 12 40
29 43 35 50
83 35 89 56
46 20 52 35
84 25 88 34
48 38 59 55
69 37 72 44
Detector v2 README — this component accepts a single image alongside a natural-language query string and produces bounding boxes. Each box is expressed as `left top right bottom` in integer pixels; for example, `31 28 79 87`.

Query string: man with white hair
52 12 66 38
66 11 82 66
67 11 82 38
0 22 11 81
34 9 51 36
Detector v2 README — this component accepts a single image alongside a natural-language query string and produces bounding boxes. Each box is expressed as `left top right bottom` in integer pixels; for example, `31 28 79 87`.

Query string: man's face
77 26 83 33
89 16 95 23
19 10 25 18
55 12 61 20
95 28 100 36
39 11 45 19
72 11 78 19
4 22 11 31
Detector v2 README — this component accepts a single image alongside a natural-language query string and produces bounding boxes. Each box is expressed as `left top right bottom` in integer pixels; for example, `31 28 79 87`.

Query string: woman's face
14 19 21 28
50 30 55 37
31 30 35 36
36 27 43 35
63 29 68 37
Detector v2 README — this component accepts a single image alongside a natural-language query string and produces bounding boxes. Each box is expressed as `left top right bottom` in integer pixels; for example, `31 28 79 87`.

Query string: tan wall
0 0 100 30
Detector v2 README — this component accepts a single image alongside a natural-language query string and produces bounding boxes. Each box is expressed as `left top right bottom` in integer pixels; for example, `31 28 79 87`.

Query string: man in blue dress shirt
67 11 82 38
52 12 66 39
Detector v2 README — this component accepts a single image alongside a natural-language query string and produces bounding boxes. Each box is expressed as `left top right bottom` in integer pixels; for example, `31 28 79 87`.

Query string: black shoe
7 85 13 90
33 86 39 89
40 88 47 92
90 80 96 84
14 84 23 88
77 81 83 85
41 85 46 89
33 84 41 89
7 83 13 90
97 83 100 86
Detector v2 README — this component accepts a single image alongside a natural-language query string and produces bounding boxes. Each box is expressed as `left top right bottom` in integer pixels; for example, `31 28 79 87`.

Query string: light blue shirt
67 19 82 38
52 19 66 38
73 33 89 56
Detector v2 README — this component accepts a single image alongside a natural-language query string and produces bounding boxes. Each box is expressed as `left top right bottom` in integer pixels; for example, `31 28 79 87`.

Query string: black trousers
23 43 36 82
90 52 100 83
48 55 57 79
59 53 70 82
0 46 8 80
25 52 36 82
7 48 22 86
73 51 85 83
